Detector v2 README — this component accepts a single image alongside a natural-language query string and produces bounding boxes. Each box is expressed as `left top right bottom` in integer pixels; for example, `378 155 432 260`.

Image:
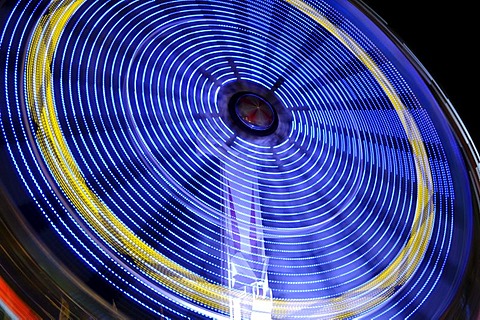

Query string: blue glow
0 0 473 318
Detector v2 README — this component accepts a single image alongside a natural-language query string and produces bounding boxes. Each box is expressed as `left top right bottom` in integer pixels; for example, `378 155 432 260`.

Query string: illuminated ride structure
0 0 479 319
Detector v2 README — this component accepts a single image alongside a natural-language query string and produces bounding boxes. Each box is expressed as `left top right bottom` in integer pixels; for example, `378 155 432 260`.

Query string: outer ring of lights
0 0 478 319
22 0 433 316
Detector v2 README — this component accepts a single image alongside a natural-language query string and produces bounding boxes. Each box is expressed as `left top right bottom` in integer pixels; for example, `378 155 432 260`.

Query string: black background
361 1 477 150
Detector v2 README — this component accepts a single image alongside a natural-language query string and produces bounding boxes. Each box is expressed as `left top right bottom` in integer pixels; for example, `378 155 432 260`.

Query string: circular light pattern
0 0 476 319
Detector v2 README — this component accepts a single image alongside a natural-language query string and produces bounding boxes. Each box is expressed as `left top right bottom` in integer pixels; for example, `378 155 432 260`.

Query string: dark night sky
360 1 477 149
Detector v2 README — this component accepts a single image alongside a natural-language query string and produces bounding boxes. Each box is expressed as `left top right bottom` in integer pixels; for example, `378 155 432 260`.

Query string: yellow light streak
25 0 434 318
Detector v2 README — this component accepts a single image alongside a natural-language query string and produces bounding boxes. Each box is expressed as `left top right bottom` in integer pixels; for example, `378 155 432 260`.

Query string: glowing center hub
233 93 276 134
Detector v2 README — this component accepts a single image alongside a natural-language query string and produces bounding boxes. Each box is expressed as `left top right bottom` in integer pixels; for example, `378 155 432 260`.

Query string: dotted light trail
0 0 474 319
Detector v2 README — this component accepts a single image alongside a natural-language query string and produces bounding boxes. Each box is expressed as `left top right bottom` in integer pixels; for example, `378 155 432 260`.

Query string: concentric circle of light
0 0 475 319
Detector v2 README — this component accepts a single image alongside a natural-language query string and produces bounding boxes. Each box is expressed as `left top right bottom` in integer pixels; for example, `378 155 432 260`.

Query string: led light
0 0 475 319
